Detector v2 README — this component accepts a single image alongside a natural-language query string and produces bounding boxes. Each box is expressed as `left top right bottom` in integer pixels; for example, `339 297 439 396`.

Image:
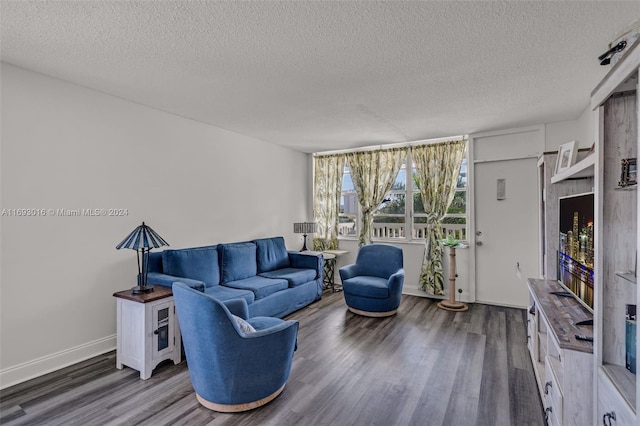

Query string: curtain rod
313 135 468 157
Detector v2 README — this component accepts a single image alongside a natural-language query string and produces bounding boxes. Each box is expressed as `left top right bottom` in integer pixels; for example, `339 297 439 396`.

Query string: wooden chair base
347 306 398 317
196 384 285 413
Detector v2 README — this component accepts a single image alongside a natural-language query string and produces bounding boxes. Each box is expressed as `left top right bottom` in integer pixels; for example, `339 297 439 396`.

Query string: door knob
476 241 483 246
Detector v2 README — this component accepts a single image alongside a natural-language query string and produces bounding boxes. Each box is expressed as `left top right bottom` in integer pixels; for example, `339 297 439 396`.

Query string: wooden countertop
113 285 173 303
528 278 594 354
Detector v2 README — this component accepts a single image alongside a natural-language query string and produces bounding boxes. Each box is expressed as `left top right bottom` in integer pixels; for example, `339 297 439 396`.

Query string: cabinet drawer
545 406 561 426
544 358 564 422
538 312 548 334
527 310 535 354
597 370 636 426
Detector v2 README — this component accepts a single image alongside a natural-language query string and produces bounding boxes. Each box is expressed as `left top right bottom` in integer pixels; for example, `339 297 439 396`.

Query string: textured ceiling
1 1 639 153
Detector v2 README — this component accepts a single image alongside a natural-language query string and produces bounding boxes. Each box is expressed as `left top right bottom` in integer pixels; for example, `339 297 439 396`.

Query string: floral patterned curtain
346 148 404 246
312 154 345 251
412 140 466 295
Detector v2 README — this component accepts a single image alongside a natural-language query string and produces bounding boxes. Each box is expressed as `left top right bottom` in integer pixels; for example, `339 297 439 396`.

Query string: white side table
113 286 181 379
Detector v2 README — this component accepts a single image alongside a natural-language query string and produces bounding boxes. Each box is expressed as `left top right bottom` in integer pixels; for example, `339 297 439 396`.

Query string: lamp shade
116 222 169 250
293 222 316 252
293 222 317 234
116 222 169 294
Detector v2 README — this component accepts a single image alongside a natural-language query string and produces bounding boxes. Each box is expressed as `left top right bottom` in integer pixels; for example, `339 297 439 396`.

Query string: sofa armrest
147 272 205 292
338 263 359 282
223 298 250 319
288 251 322 279
245 319 299 340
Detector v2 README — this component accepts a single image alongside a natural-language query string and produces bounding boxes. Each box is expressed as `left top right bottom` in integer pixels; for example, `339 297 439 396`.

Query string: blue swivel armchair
339 244 405 317
172 282 299 412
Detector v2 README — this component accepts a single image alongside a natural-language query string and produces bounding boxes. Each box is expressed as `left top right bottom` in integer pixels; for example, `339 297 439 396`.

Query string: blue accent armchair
172 282 299 412
338 244 405 317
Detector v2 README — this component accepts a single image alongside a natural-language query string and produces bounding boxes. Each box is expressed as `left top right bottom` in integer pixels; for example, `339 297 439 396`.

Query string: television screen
558 192 595 311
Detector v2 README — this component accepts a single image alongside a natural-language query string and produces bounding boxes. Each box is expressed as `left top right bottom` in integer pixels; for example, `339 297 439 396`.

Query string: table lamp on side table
116 221 169 294
293 222 317 251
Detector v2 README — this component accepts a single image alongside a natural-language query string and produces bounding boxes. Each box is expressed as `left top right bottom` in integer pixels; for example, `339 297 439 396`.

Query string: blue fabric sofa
147 236 323 318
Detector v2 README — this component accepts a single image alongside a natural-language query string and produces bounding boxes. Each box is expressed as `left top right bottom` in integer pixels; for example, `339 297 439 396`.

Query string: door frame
467 125 545 305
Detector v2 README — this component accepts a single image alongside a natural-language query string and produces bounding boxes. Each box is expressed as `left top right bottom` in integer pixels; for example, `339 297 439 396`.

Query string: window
340 150 468 242
413 156 467 241
338 165 358 237
372 163 407 239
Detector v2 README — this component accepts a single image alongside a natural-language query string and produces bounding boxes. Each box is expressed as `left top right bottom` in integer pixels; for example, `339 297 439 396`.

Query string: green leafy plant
440 235 461 247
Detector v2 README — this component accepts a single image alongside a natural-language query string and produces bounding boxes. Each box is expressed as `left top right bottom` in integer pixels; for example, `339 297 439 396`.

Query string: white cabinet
593 40 639 425
544 356 564 426
597 370 637 426
528 279 593 426
114 286 181 379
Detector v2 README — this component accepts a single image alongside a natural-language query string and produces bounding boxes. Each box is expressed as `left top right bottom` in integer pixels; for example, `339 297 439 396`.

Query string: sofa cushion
148 252 163 273
162 245 219 288
259 268 316 288
231 315 256 334
204 285 255 305
220 242 257 282
342 276 390 299
223 276 288 300
254 237 290 273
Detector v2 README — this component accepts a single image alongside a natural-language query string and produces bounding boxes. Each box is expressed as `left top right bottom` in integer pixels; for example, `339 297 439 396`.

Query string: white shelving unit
537 152 594 280
593 41 639 425
550 154 596 184
534 40 640 426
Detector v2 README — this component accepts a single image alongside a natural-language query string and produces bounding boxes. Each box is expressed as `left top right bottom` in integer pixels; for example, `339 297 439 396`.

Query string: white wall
545 105 595 151
0 63 311 388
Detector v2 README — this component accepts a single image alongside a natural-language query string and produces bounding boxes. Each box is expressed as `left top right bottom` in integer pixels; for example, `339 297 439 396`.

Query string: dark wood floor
0 292 544 426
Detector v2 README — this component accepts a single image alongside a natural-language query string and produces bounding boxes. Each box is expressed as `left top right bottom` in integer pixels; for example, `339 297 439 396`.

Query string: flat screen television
558 192 595 312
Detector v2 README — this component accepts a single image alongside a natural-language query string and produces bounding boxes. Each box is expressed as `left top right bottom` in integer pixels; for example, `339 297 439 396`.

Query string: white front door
474 157 539 307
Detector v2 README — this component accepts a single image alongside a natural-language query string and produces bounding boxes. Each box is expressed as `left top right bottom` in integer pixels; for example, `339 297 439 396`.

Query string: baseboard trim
475 299 527 310
402 287 473 303
403 287 443 298
0 335 116 390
